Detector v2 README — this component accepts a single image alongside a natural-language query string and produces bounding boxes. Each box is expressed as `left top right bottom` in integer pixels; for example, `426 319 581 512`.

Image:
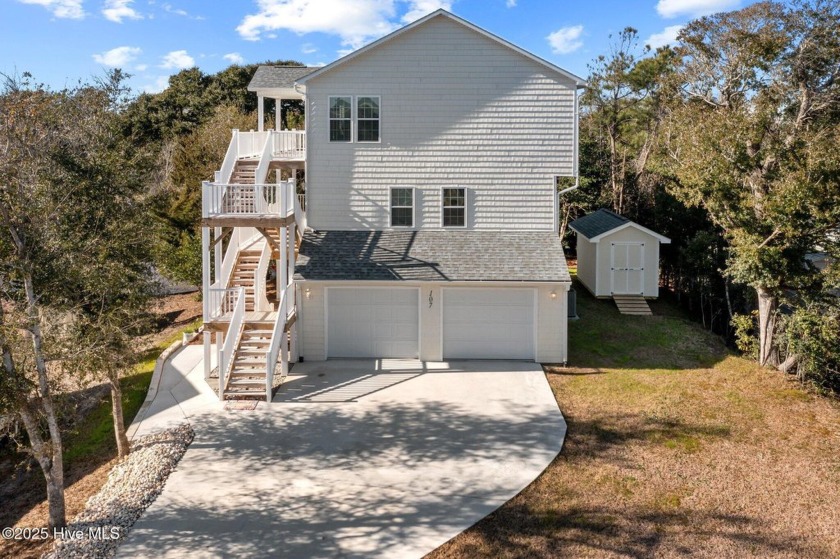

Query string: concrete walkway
120 358 566 558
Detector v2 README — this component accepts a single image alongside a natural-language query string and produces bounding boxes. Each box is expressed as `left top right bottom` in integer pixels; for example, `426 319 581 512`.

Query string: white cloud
401 0 450 23
506 0 516 6
92 46 142 67
301 43 317 54
160 50 195 69
102 0 142 22
162 3 204 20
656 0 740 18
135 63 148 71
547 25 584 55
646 24 683 48
17 0 84 19
142 75 170 93
235 0 450 50
237 0 399 48
223 52 245 64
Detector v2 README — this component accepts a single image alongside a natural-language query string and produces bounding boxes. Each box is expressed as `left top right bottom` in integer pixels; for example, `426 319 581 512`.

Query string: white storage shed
570 209 670 298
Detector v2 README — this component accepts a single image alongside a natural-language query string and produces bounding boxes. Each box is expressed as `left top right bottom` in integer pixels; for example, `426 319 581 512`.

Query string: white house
199 10 584 400
570 209 670 299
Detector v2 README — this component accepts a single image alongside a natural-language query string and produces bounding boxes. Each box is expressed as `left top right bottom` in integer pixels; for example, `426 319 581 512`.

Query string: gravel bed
43 424 194 559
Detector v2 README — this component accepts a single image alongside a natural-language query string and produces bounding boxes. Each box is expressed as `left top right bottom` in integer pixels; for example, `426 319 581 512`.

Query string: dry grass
428 288 840 559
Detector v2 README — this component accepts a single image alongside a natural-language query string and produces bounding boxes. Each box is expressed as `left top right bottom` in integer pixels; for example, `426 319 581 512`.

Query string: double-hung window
356 96 380 142
329 96 352 142
390 187 414 228
442 187 466 227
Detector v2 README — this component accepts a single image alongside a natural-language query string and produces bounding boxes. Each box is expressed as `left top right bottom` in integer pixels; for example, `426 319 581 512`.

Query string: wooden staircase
613 295 653 316
224 321 274 399
231 159 257 184
228 248 262 312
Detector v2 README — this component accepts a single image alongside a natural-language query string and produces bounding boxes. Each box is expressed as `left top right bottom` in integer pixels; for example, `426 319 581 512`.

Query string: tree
0 74 70 528
662 0 840 367
0 71 157 528
583 28 675 214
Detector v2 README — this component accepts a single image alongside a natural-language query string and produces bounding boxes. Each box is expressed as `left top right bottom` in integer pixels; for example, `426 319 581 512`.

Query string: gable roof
297 9 586 88
247 66 319 91
570 209 671 243
295 230 571 282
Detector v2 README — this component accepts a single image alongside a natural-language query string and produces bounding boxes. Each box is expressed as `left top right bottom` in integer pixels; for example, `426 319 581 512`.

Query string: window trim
389 187 415 229
355 95 381 143
440 186 467 229
328 95 353 143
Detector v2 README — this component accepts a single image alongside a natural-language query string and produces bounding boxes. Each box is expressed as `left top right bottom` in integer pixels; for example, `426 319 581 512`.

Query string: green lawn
429 286 840 559
64 318 201 465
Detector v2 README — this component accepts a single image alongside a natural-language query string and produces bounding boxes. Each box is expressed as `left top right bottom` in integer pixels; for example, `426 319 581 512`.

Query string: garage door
443 288 535 360
327 288 419 358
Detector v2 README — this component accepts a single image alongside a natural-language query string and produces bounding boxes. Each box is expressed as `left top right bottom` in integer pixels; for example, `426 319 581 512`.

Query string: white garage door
327 288 419 358
443 288 535 360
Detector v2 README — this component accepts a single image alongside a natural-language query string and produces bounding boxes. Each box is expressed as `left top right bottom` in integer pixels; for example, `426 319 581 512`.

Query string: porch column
201 227 210 320
258 94 264 132
214 227 222 284
203 331 211 380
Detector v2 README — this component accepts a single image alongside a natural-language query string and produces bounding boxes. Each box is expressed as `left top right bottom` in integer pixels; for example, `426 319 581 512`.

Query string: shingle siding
305 16 577 231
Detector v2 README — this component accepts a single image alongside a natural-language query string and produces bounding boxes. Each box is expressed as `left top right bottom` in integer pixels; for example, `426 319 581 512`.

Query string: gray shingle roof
247 66 319 91
295 230 570 282
569 209 629 239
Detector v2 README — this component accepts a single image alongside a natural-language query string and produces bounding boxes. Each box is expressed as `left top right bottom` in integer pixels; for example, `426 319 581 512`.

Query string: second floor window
442 187 466 227
357 96 380 142
329 96 352 142
390 187 414 227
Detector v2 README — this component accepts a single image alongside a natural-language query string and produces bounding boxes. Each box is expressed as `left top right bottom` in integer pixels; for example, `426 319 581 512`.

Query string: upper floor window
329 96 352 142
442 187 466 227
357 96 380 142
390 187 414 228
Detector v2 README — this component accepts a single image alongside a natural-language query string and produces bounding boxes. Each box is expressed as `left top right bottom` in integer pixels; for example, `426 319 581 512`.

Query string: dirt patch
140 291 202 351
0 458 116 559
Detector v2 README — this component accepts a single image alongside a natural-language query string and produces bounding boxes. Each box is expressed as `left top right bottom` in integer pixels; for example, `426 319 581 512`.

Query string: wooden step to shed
613 295 653 316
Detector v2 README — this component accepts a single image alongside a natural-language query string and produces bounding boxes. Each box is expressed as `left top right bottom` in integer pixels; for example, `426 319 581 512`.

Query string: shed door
327 288 419 358
442 288 535 360
611 243 645 295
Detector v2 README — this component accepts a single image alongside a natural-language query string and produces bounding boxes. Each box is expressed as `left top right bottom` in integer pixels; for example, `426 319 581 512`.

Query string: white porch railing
206 286 243 321
272 130 306 160
202 180 296 219
237 130 270 159
254 240 272 312
212 287 245 401
265 285 292 402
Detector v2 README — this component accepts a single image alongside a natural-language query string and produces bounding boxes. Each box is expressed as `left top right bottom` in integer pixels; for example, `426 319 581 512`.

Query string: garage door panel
328 287 419 358
443 288 535 360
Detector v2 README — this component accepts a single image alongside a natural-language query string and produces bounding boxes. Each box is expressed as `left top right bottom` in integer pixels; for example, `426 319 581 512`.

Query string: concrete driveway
120 357 566 558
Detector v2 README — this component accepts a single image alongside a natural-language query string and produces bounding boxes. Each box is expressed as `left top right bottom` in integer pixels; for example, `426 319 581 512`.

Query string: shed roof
570 209 671 243
295 230 571 282
247 66 319 91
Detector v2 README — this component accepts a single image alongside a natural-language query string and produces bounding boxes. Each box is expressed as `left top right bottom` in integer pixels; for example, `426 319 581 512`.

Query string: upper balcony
224 129 306 168
201 179 299 228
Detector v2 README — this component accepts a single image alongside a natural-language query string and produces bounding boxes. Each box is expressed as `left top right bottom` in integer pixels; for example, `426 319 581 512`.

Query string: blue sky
1 0 759 94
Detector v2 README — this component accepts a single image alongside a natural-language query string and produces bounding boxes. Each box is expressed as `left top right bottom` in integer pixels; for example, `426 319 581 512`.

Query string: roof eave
588 222 672 244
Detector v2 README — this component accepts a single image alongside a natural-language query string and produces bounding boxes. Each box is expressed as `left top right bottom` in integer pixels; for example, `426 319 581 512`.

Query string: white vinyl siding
306 16 577 231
